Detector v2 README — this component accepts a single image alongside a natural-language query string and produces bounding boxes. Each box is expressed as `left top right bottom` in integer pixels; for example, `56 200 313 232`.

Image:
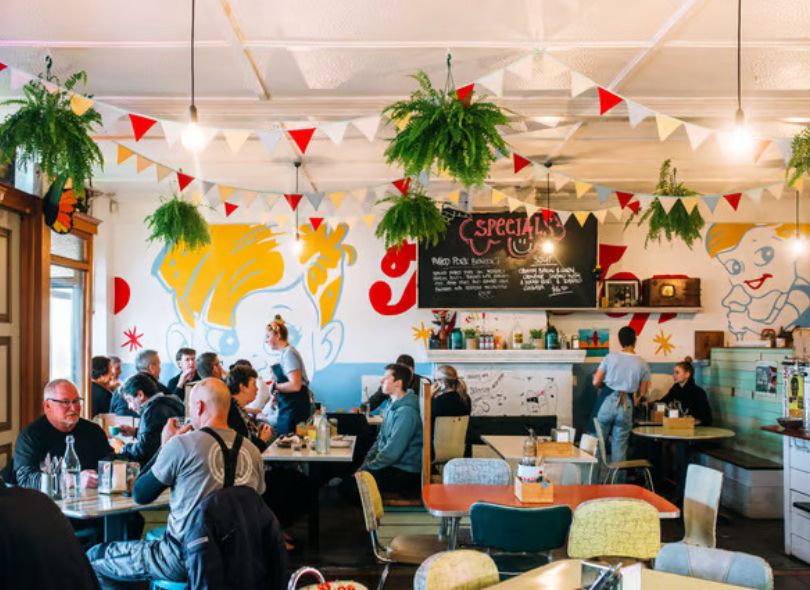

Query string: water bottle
316 409 330 454
62 435 82 499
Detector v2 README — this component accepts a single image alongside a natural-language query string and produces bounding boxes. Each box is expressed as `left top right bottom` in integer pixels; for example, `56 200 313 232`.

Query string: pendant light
181 0 205 152
727 0 753 155
291 161 304 255
793 190 806 257
541 167 555 254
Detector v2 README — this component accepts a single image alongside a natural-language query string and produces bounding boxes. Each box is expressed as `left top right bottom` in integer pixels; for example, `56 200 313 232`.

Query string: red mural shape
369 241 417 316
121 326 144 352
113 277 131 315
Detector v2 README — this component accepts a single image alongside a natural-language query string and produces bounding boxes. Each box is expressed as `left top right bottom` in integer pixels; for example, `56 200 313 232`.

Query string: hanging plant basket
145 193 211 251
375 185 448 249
627 159 705 248
0 57 103 201
382 61 509 187
787 127 810 188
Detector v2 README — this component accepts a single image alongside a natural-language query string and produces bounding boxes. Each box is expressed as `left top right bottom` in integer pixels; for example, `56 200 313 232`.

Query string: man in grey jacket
360 363 423 495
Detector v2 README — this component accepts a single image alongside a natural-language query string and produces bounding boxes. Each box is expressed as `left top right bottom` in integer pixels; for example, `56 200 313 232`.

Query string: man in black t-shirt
91 355 114 417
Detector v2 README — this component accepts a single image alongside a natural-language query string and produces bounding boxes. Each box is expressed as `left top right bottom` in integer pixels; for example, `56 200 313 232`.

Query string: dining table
422 483 680 550
481 435 598 484
56 489 170 542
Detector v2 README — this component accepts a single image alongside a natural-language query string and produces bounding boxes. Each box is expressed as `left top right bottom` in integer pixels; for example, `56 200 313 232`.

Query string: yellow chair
355 471 446 590
433 416 470 477
413 550 500 590
567 498 661 561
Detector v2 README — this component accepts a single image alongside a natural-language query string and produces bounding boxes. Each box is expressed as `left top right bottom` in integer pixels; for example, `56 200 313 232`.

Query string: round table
632 426 735 503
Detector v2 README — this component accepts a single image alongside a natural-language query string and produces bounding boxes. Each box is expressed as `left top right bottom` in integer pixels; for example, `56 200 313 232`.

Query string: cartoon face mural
152 222 357 375
706 223 810 340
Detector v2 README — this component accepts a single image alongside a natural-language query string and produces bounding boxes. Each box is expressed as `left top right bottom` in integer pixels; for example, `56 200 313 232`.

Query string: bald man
87 378 265 589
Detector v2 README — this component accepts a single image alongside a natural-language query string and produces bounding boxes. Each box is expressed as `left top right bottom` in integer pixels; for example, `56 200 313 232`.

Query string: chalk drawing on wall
121 326 144 352
706 223 810 341
653 330 675 356
412 322 431 348
152 223 357 376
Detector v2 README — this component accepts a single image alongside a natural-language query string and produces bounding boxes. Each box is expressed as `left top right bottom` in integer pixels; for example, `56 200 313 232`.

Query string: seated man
197 351 225 380
360 363 423 495
225 365 273 452
166 347 199 401
136 349 173 397
110 388 138 418
91 356 114 417
116 373 185 467
88 378 266 589
360 354 425 413
109 356 123 390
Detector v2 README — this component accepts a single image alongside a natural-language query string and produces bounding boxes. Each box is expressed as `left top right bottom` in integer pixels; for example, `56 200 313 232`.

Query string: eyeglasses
46 398 83 407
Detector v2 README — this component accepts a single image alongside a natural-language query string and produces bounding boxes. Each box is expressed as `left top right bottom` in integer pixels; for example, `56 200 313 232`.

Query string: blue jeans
597 388 633 483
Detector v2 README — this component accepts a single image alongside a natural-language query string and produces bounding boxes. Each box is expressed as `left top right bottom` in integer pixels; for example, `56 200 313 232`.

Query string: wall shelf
426 349 587 364
546 307 703 314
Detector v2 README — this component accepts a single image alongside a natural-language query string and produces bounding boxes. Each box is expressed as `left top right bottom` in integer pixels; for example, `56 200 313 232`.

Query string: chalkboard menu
418 209 597 309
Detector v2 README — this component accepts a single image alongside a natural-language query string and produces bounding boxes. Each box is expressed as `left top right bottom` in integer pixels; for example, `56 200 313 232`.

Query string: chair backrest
354 471 384 533
683 464 723 548
413 550 499 590
433 416 470 464
592 418 608 466
567 498 661 560
470 502 572 552
579 433 598 456
442 458 512 485
655 543 774 590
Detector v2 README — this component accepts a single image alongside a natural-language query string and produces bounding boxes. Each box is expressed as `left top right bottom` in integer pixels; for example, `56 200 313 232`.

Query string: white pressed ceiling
1 0 810 204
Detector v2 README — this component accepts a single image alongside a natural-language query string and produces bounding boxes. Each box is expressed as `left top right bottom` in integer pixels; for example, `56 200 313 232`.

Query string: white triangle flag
626 101 653 128
351 188 368 204
532 116 561 128
637 195 655 208
223 129 252 154
201 181 216 195
205 190 220 209
507 53 534 81
773 138 793 164
659 197 677 213
94 102 126 131
594 210 608 224
609 206 624 221
745 187 764 203
477 68 505 97
257 131 282 155
10 69 34 90
542 52 570 79
320 121 349 146
570 70 596 98
264 194 280 211
353 115 381 141
197 126 219 151
160 120 185 148
656 114 682 142
524 203 540 218
557 210 572 225
552 173 570 192
684 123 713 151
767 182 785 199
507 197 523 213
240 191 258 208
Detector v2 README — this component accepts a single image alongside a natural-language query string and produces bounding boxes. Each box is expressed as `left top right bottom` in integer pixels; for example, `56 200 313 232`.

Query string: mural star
121 326 144 352
412 321 432 348
653 329 675 356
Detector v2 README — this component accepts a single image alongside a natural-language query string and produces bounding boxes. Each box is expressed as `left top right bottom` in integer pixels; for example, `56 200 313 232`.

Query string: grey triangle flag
306 192 326 210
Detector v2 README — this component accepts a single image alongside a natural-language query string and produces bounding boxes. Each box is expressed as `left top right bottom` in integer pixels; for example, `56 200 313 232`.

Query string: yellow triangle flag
218 185 236 203
792 176 805 192
574 211 591 226
447 190 461 204
329 191 346 210
156 164 172 183
69 94 94 116
681 196 699 213
362 214 376 229
116 144 134 164
574 180 592 199
492 189 507 205
190 191 203 206
656 114 682 142
136 155 152 173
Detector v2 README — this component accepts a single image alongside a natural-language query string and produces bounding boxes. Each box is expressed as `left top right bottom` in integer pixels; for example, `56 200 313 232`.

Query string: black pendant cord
798 190 801 241
190 0 197 118
294 161 301 241
546 173 551 212
736 0 742 117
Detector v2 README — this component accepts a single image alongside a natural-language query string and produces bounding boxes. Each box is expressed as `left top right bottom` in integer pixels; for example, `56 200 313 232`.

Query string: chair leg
643 468 655 492
377 562 391 590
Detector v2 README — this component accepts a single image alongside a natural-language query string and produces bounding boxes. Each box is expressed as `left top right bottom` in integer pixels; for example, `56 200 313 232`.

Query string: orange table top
422 483 680 519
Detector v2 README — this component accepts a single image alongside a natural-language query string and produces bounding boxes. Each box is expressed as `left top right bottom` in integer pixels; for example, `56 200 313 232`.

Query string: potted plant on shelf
375 183 447 249
0 57 103 202
626 159 704 248
530 329 545 349
382 58 509 187
463 328 478 350
145 193 211 252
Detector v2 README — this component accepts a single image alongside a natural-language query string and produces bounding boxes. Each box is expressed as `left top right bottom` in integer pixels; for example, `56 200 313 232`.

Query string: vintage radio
642 277 701 307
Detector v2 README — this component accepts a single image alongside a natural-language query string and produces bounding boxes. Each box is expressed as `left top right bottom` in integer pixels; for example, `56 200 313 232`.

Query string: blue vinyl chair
655 543 773 590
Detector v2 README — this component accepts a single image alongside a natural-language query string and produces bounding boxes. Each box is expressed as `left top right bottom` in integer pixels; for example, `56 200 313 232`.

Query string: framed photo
604 279 640 308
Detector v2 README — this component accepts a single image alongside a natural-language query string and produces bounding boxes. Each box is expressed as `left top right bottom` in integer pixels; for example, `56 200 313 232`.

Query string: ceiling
1 0 809 207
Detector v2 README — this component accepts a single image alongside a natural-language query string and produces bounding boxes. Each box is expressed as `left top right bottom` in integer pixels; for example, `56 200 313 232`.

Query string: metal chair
413 550 499 590
560 434 600 485
593 418 654 490
682 464 723 548
655 543 773 590
567 498 661 561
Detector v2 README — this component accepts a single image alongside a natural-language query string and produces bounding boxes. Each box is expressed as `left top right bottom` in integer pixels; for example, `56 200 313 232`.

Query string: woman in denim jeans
592 326 651 482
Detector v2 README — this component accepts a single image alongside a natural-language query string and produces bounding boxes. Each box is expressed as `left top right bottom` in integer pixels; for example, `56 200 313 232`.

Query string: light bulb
291 237 304 255
542 239 555 254
792 236 806 257
723 108 753 158
181 104 205 152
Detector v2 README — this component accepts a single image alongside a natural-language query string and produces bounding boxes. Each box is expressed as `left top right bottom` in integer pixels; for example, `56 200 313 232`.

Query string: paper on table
620 563 642 590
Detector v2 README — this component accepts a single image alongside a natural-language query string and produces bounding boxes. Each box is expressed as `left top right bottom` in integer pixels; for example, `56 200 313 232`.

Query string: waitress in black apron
266 315 312 435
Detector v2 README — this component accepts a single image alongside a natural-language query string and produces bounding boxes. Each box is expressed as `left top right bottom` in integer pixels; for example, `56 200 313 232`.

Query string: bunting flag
655 114 682 142
597 87 623 115
477 68 505 96
129 114 158 141
218 185 236 203
793 176 805 192
594 210 608 224
0 63 7 74
596 186 613 204
94 102 126 130
507 197 522 213
392 113 413 131
659 197 677 214
310 217 324 231
135 156 152 173
702 196 720 213
541 208 554 222
723 192 742 211
223 129 252 154
156 164 172 183
160 120 184 148
190 191 203 206
116 145 134 164
557 210 572 225
284 194 303 212
417 169 431 188
532 116 561 128
354 115 381 141
616 192 635 209
329 191 346 210
513 153 531 174
753 140 771 164
392 178 411 195
240 191 257 208
773 138 793 164
69 94 94 116
447 190 461 204
574 211 591 226
609 206 624 221
767 183 784 199
257 131 282 155
627 201 641 214
288 128 316 154
570 71 596 98
506 53 534 81
306 192 326 210
542 52 570 78
350 188 368 204
681 197 699 213
455 83 474 106
745 187 764 203
362 214 376 229
321 121 349 146
574 180 592 199
626 101 652 128
224 202 239 217
684 124 713 150
176 172 194 192
201 181 216 195
524 203 539 218
492 189 507 205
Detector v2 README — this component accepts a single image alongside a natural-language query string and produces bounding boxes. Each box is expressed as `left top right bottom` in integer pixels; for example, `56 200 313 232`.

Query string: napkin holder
514 476 553 503
538 441 575 458
663 416 696 431
98 460 128 494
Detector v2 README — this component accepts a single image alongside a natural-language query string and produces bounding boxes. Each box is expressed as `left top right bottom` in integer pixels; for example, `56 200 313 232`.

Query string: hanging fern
0 58 103 200
627 159 705 248
375 185 448 249
383 70 509 187
787 127 810 188
145 194 211 251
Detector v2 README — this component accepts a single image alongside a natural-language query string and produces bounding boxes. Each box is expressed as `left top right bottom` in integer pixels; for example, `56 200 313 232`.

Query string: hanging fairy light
542 166 555 254
181 0 206 152
724 0 753 157
291 161 304 255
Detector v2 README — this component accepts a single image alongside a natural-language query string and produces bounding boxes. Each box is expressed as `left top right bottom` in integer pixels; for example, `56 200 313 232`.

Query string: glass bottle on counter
512 319 524 350
62 435 81 499
545 324 559 350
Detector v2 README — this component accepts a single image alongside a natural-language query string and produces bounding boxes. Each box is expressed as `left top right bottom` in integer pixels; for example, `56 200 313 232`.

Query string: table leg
104 515 126 542
307 463 320 552
447 517 459 550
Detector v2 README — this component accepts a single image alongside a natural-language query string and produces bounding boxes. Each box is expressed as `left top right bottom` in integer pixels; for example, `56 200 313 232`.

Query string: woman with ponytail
660 356 713 426
265 315 313 435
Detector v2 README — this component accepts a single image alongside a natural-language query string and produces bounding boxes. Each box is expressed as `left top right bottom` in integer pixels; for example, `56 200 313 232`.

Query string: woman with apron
266 315 312 435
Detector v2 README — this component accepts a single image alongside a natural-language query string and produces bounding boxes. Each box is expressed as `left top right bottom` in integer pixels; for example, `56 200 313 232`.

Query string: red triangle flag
627 200 641 214
288 128 316 154
310 217 324 231
597 87 624 115
513 153 531 174
224 202 238 217
392 178 411 196
724 192 742 211
541 208 554 223
129 114 158 141
616 191 635 209
176 172 194 191
455 84 474 106
0 64 7 74
284 194 303 212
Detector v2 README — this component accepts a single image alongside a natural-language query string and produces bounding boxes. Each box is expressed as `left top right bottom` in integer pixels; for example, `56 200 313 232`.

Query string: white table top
262 436 356 462
632 426 736 441
57 489 170 520
482 435 598 464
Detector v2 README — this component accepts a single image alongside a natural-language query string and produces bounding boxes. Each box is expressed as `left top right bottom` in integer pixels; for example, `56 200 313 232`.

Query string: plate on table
276 435 300 448
330 438 352 448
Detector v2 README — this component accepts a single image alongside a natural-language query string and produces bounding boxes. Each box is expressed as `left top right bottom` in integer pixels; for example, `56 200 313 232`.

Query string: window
50 264 86 388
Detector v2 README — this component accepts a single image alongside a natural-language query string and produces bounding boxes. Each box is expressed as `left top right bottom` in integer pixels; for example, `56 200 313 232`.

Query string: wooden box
514 477 554 503
663 416 696 431
642 278 701 307
695 331 725 360
652 410 665 423
538 441 575 458
794 328 810 361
